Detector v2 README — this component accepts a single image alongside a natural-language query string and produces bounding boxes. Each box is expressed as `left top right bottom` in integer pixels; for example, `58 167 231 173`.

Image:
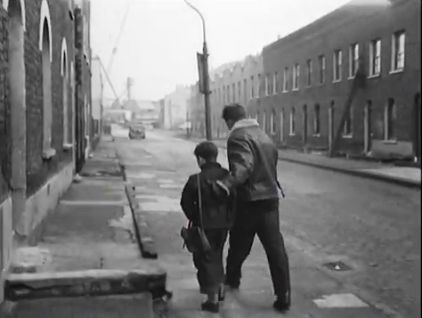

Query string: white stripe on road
313 293 369 308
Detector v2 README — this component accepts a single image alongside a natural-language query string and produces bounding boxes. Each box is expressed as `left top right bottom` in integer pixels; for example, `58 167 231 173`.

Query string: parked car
129 123 146 139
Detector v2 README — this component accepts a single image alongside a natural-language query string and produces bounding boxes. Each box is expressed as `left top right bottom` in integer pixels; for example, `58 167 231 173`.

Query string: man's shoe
224 276 240 290
273 297 290 313
201 301 219 313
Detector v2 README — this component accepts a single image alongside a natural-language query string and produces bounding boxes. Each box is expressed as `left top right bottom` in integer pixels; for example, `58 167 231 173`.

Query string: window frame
369 38 381 77
349 43 359 79
306 59 312 87
292 63 300 91
333 49 342 82
391 30 405 73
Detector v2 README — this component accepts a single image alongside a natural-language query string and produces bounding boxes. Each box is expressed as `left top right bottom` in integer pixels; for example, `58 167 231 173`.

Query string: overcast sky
91 0 350 101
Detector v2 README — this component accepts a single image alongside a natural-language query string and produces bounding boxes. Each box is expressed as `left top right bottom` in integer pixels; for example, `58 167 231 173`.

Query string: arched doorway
8 0 26 229
41 19 52 153
61 40 69 146
302 104 308 145
364 100 372 154
328 101 335 152
413 93 421 162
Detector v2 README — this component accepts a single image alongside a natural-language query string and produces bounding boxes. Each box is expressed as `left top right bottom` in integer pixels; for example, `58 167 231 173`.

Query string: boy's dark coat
181 162 235 229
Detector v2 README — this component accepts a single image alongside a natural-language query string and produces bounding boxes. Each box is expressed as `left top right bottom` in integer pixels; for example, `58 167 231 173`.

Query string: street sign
197 52 205 94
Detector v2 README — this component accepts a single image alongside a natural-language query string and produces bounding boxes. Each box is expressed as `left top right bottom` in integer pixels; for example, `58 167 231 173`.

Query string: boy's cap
194 141 218 161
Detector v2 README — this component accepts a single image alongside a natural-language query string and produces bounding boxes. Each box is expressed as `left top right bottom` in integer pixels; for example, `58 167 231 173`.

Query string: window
273 72 278 94
257 74 261 98
293 64 300 90
384 98 396 140
343 106 353 137
369 39 381 76
313 104 320 135
223 86 226 103
283 67 289 92
318 55 326 84
391 30 405 71
333 49 342 81
289 107 296 135
349 43 359 78
250 76 254 99
265 75 269 96
306 59 312 86
270 110 276 135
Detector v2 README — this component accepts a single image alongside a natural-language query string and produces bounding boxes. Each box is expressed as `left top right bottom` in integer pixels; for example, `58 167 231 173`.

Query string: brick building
0 0 92 302
190 54 263 139
254 0 421 160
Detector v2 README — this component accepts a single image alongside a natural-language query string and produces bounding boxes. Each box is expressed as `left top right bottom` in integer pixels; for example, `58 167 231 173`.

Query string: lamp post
184 0 212 140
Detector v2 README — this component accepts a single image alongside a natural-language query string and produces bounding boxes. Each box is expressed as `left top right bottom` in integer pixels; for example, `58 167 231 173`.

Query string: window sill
63 143 73 152
332 79 342 83
347 75 355 80
312 133 321 137
42 148 56 160
282 90 289 94
289 133 296 137
292 88 299 92
368 73 381 79
341 134 353 139
389 69 404 75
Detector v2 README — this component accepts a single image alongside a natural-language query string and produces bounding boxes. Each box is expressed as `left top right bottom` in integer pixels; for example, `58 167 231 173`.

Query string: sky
90 0 351 101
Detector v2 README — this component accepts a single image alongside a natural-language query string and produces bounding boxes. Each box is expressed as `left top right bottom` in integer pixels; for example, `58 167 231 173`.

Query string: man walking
217 103 291 313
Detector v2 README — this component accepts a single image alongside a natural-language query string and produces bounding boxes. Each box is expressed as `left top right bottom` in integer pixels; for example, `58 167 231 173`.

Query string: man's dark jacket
180 162 234 229
225 119 280 202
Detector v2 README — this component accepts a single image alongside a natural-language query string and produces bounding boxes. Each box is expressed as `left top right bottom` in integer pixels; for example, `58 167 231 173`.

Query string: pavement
0 136 164 318
114 127 419 318
185 134 421 188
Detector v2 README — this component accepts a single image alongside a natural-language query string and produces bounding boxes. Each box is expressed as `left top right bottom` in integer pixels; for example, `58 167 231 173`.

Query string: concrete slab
2 294 153 318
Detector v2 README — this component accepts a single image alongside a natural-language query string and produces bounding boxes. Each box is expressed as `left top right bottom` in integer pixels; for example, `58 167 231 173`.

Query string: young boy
180 141 234 313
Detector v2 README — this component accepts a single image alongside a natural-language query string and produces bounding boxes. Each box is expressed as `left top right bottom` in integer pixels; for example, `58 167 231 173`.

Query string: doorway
413 94 421 162
364 101 372 154
328 101 335 152
279 109 284 144
303 104 308 145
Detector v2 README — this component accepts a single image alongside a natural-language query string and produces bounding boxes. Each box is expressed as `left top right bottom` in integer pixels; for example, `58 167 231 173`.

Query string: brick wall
24 0 77 195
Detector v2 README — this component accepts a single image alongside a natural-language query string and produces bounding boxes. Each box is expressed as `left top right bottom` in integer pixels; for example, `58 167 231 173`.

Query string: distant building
190 54 263 139
162 85 190 129
255 0 421 160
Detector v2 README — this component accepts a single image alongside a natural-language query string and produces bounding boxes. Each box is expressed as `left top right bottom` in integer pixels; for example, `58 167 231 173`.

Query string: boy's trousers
193 229 228 294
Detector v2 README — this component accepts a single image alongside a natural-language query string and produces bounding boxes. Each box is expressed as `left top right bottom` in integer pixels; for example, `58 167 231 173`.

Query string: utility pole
184 0 212 140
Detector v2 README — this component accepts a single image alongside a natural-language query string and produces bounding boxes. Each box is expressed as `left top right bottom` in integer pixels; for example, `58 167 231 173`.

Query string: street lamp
184 0 212 140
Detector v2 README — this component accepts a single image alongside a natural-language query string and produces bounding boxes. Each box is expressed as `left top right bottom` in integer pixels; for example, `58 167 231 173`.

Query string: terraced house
254 0 420 160
0 0 92 302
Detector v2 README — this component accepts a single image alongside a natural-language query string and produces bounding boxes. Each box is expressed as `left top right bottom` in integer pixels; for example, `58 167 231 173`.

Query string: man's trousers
226 201 291 302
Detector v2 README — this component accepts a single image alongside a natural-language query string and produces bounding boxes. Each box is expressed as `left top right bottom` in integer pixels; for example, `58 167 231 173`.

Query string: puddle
157 179 174 184
159 184 181 189
137 195 181 212
108 206 133 232
313 293 369 308
129 172 155 179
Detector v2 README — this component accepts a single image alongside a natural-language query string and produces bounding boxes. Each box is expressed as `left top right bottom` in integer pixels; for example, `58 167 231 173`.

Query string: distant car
129 124 146 139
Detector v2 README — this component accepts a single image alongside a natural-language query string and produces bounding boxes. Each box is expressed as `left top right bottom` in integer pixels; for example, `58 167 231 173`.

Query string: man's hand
216 180 230 196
